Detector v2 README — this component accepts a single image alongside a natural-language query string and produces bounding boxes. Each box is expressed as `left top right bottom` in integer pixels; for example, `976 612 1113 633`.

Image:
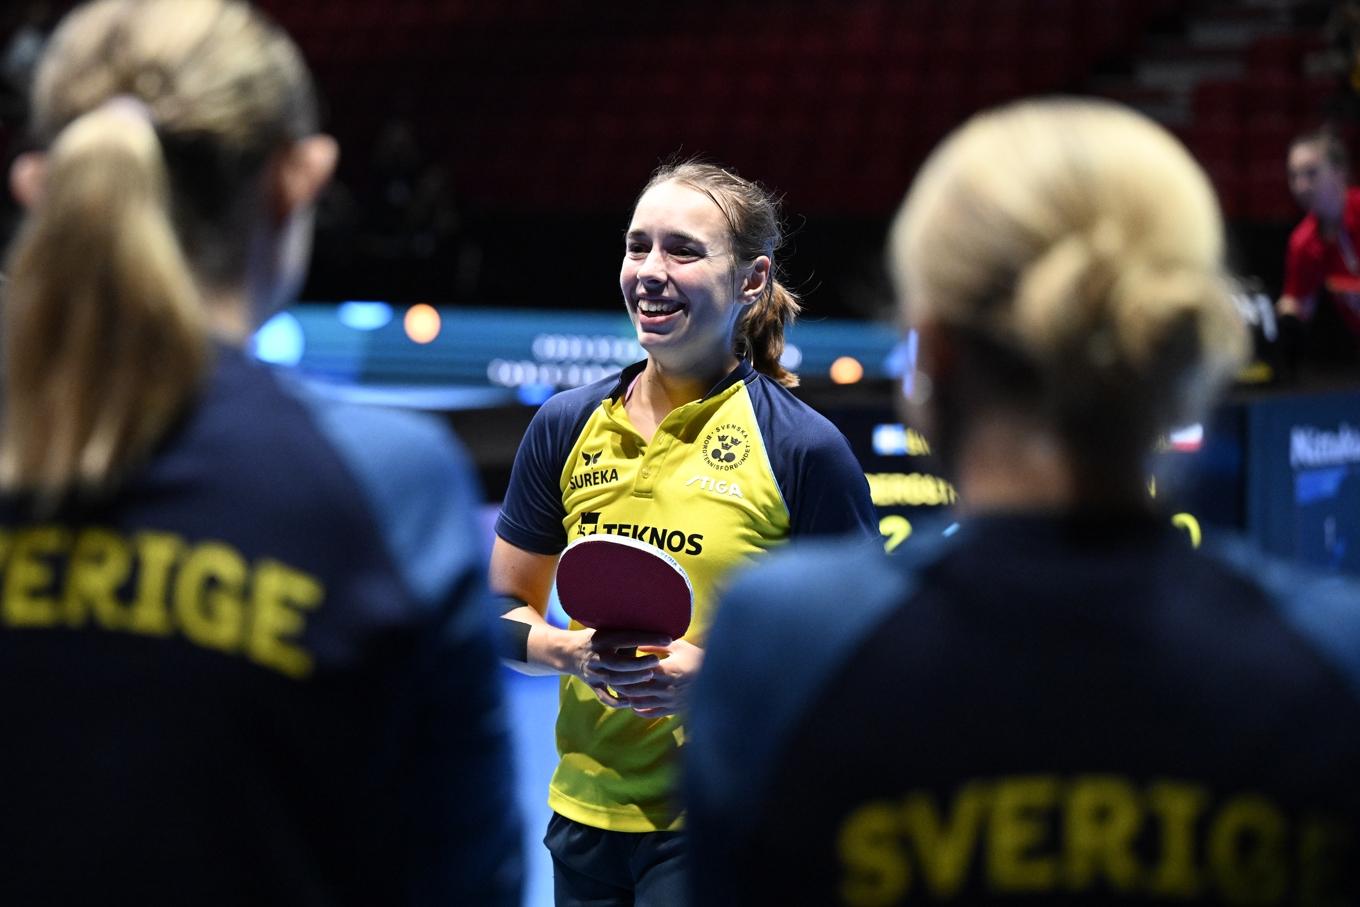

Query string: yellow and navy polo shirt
496 359 877 832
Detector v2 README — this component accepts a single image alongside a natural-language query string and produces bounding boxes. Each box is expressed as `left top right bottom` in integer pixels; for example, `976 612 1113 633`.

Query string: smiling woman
624 179 745 377
490 160 878 905
623 161 803 394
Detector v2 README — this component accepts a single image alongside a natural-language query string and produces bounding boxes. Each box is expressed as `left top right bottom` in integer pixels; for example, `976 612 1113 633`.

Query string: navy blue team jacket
0 346 521 906
687 513 1360 905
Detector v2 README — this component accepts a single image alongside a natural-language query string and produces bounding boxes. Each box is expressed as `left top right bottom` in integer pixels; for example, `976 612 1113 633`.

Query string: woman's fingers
581 650 656 686
576 629 690 713
591 630 672 651
587 683 626 709
612 677 677 708
614 690 679 717
592 648 660 671
590 666 653 686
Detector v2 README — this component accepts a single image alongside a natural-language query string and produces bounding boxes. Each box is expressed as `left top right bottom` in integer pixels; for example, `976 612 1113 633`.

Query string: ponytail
0 102 208 503
738 279 802 387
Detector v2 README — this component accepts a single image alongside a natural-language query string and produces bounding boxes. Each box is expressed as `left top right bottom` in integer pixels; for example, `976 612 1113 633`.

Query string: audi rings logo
703 423 750 472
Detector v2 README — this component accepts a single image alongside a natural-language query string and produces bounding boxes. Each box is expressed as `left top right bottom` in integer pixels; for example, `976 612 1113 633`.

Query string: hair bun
1014 223 1244 428
1012 222 1124 362
892 98 1251 455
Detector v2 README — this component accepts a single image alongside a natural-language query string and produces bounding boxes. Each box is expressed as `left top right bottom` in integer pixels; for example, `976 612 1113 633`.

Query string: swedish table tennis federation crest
703 423 749 472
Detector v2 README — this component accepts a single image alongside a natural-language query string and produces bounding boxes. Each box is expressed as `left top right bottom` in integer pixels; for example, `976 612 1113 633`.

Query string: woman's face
1287 140 1347 219
620 180 752 376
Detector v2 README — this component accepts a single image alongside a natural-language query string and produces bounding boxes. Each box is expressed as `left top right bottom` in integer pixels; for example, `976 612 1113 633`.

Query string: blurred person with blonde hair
0 1 520 903
687 98 1360 905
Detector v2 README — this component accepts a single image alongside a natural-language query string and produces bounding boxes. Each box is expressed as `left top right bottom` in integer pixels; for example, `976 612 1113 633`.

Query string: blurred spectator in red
1278 127 1360 368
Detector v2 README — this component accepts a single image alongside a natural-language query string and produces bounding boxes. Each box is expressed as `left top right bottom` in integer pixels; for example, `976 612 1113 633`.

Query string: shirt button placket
633 437 667 498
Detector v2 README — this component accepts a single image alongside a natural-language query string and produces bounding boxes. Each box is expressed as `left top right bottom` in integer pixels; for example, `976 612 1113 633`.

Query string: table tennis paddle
555 535 693 640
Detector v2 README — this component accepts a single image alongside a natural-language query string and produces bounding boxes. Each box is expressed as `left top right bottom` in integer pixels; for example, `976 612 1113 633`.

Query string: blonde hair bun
892 97 1248 446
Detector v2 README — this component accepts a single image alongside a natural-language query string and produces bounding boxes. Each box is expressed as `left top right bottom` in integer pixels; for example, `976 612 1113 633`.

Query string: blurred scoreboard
820 388 1359 576
254 302 901 403
812 396 1248 556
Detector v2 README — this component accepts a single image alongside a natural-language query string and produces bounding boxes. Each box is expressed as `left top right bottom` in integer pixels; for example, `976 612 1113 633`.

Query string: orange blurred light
829 356 864 385
404 304 441 344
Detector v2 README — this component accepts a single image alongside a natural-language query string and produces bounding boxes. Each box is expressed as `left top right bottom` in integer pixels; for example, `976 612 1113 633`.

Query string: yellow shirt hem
547 785 686 833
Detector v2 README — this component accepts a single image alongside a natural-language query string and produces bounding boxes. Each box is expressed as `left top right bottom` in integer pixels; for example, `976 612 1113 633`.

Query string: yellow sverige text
0 526 323 679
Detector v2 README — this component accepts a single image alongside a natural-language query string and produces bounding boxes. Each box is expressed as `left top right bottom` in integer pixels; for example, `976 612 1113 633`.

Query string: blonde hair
1 0 319 503
891 98 1247 460
641 161 802 387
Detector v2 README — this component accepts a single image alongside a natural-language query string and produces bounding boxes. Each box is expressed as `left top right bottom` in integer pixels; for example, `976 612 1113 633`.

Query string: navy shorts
544 811 688 907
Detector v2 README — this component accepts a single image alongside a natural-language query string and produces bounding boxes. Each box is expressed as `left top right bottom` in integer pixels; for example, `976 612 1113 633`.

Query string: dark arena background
3 1 1357 902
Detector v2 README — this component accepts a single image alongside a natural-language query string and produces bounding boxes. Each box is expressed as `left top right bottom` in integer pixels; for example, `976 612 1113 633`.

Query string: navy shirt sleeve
685 539 908 904
788 424 878 540
1207 534 1360 704
495 386 599 555
747 376 878 541
304 398 523 906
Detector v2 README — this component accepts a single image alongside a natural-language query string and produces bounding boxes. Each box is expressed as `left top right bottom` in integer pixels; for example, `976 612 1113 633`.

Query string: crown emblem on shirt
702 423 750 472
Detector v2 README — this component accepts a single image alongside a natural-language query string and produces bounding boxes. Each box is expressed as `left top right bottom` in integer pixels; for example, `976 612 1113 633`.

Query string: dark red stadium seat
1202 159 1246 219
1243 72 1302 120
1185 121 1246 168
1244 159 1296 222
262 0 1216 218
1192 79 1246 125
1244 115 1299 163
1248 34 1305 75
